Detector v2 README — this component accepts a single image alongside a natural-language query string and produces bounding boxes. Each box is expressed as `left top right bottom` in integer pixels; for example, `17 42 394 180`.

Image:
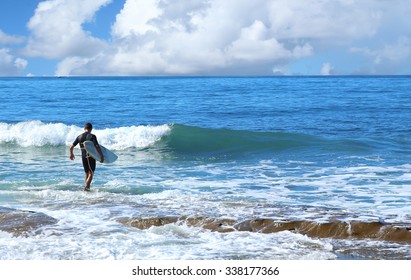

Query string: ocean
0 76 410 260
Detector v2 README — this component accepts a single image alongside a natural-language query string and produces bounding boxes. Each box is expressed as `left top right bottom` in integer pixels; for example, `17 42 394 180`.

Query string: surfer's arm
69 144 75 160
96 144 104 163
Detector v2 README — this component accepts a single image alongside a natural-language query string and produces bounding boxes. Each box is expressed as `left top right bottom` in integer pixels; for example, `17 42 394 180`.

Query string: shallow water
0 76 410 259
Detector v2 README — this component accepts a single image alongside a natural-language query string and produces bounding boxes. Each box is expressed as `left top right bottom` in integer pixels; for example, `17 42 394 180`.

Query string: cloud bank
4 0 411 75
351 36 411 74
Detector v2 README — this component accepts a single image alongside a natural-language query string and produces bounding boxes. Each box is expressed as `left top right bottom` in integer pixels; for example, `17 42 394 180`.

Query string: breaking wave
0 121 171 150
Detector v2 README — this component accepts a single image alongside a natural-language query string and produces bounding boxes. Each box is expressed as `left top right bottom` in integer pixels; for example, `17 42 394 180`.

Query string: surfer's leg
83 172 90 191
85 171 93 189
82 157 94 191
84 157 96 191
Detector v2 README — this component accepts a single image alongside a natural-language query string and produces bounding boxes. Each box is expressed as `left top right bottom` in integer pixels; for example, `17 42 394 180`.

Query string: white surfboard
83 140 118 163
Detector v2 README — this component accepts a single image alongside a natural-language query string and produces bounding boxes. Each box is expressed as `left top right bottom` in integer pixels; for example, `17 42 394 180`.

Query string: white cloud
320 63 334 75
24 0 111 59
267 0 381 40
0 30 25 45
351 36 411 74
112 0 162 38
373 37 411 65
0 48 28 76
55 56 92 76
227 20 289 62
0 30 27 76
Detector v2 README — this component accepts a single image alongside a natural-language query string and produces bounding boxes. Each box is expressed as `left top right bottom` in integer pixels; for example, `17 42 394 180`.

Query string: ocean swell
158 124 373 158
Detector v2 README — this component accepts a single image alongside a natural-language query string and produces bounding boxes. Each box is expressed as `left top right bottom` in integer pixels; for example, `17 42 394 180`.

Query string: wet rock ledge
118 216 411 243
0 207 58 236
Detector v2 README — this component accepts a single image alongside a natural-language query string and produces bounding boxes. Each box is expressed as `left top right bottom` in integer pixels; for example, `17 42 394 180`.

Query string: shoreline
1 207 409 260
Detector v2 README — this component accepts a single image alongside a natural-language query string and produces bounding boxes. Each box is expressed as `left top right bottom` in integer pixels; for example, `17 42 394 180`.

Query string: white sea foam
0 207 337 260
1 161 410 260
0 121 78 146
96 124 171 150
2 150 411 224
3 183 341 260
0 121 171 149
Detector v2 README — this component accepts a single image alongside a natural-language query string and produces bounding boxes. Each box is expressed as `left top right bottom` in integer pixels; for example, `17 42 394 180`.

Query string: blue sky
1 0 411 76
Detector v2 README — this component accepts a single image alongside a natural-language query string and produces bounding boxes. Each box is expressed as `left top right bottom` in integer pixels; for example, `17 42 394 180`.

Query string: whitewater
0 76 410 260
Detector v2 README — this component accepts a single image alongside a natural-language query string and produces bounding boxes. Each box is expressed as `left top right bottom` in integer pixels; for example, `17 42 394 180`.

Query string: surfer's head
84 122 93 131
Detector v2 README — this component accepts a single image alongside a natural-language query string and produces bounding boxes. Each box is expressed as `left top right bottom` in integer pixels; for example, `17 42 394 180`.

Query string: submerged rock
118 216 237 233
118 216 411 243
234 219 411 242
0 207 58 236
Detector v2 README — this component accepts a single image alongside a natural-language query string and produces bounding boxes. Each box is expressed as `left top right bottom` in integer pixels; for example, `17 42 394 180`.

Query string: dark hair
84 122 93 130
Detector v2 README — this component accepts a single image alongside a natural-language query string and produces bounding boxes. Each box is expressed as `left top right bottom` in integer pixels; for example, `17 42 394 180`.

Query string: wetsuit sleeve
72 136 80 146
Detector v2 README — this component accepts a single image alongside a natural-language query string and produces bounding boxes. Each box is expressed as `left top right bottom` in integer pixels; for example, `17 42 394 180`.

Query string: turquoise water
0 76 410 259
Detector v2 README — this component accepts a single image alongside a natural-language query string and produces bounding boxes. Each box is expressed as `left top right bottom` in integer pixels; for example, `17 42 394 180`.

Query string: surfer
69 123 104 191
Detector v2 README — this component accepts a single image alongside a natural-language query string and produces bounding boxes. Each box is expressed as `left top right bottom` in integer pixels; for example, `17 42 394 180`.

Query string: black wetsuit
72 132 99 173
